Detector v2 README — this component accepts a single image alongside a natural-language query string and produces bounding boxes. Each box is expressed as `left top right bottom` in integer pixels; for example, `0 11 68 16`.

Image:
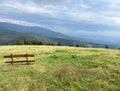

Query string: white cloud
31 0 66 4
0 0 120 27
0 17 44 27
0 0 57 17
0 0 91 20
65 11 93 21
111 17 120 25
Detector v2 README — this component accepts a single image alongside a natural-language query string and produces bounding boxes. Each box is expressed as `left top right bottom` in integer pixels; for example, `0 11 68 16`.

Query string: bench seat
5 60 35 63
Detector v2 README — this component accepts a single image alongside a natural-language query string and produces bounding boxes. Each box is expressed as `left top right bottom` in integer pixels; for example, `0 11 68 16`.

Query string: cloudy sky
0 0 120 41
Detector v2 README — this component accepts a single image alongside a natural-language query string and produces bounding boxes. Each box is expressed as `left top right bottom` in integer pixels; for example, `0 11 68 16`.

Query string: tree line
11 39 120 50
12 39 62 46
12 39 89 47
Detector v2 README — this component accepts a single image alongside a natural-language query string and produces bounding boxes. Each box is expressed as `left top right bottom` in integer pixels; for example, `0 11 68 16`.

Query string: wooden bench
4 54 35 65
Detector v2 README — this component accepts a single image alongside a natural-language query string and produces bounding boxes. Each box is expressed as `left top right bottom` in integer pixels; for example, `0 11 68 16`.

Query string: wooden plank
4 54 35 58
5 60 35 63
11 54 13 65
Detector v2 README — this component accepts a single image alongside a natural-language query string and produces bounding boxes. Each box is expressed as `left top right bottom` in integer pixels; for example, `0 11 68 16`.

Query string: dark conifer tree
105 45 109 49
76 44 79 47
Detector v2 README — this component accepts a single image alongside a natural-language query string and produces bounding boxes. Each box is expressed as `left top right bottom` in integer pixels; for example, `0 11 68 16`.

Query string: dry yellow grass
0 45 120 91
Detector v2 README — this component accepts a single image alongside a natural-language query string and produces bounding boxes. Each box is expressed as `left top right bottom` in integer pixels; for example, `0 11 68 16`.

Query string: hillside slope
0 26 54 45
0 46 119 91
0 23 108 48
0 22 71 39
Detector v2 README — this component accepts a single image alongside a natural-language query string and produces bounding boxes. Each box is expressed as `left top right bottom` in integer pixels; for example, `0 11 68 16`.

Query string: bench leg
26 53 29 65
11 54 14 65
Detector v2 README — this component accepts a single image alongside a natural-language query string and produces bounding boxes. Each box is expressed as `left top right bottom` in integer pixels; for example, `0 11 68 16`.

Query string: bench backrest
4 54 35 65
4 54 34 58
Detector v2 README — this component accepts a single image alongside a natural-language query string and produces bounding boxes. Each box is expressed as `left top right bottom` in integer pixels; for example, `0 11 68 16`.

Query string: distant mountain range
0 22 71 39
0 22 118 49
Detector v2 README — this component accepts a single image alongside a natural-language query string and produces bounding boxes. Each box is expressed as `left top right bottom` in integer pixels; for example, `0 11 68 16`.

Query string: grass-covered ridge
0 45 120 91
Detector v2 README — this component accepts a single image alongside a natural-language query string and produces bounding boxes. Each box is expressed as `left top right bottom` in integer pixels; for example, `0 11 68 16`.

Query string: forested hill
0 26 115 49
0 26 54 45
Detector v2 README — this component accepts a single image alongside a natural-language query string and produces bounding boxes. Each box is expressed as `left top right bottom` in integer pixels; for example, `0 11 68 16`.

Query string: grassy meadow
0 45 120 91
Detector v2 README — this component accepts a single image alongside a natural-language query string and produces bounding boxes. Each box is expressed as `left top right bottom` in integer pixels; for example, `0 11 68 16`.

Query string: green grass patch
0 45 120 91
